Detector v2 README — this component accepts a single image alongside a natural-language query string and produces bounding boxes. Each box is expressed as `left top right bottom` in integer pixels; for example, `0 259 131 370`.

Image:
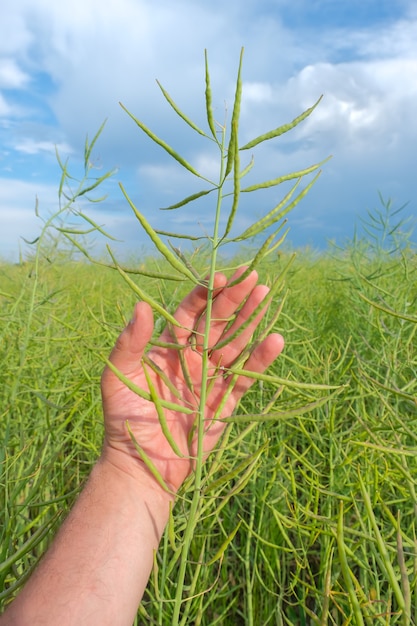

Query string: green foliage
1 220 417 622
2 49 417 624
37 48 328 623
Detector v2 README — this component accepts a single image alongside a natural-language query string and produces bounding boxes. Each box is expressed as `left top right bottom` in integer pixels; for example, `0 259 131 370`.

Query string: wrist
3 445 174 625
98 441 176 507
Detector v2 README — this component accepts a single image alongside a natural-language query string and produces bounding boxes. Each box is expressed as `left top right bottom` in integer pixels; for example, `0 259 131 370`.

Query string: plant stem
173 126 227 625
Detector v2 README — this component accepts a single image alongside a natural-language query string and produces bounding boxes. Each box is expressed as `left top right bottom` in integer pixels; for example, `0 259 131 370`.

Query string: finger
210 284 270 366
194 268 259 350
159 273 227 345
229 333 285 400
105 301 154 379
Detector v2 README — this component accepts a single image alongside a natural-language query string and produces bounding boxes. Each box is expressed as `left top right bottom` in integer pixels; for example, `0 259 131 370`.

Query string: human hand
101 268 284 493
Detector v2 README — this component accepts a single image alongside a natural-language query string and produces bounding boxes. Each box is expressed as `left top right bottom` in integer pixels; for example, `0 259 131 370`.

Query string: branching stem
172 124 227 625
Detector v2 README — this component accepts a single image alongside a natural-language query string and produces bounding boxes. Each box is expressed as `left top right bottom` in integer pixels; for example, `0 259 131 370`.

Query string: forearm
1 459 172 626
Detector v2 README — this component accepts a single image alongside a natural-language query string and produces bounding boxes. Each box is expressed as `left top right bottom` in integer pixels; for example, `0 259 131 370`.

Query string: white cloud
357 15 417 59
243 82 274 104
289 57 417 149
0 94 11 117
1 0 416 259
14 139 73 156
5 0 415 161
0 178 57 259
0 58 30 89
0 8 32 56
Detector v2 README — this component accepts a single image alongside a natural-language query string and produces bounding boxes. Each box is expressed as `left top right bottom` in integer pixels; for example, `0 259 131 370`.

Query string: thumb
106 301 154 378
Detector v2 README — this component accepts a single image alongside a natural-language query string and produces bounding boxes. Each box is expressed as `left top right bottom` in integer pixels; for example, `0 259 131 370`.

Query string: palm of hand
101 270 284 492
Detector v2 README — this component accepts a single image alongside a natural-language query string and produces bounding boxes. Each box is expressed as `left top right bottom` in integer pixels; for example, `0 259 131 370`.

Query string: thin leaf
76 168 116 198
21 236 40 245
119 183 200 284
354 368 416 403
350 441 416 457
224 48 244 180
241 157 330 193
221 392 340 423
55 149 70 199
84 119 107 171
358 471 406 614
164 321 196 396
106 247 185 328
224 225 288 286
154 229 205 241
239 154 254 179
358 292 417 323
213 457 263 517
160 188 214 211
236 171 321 241
223 122 240 237
212 277 286 352
226 368 342 390
204 444 267 494
168 502 177 551
107 258 185 281
337 502 365 626
149 339 184 349
142 364 185 458
142 355 183 401
205 49 217 140
254 296 288 354
62 236 184 281
85 194 109 204
102 356 194 414
206 521 242 566
396 511 411 623
120 102 207 181
235 178 300 241
156 79 208 138
240 95 323 151
0 512 60 575
75 211 119 240
168 243 201 280
126 421 172 494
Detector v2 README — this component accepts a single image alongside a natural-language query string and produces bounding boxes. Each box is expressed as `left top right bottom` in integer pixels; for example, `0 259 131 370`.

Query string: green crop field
1 50 417 624
1 217 416 624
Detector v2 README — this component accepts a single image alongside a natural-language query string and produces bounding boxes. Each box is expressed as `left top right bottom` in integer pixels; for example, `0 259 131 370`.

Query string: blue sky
1 0 416 261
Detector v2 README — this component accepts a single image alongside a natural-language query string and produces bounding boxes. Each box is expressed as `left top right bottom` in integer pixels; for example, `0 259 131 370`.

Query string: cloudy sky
1 0 416 262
